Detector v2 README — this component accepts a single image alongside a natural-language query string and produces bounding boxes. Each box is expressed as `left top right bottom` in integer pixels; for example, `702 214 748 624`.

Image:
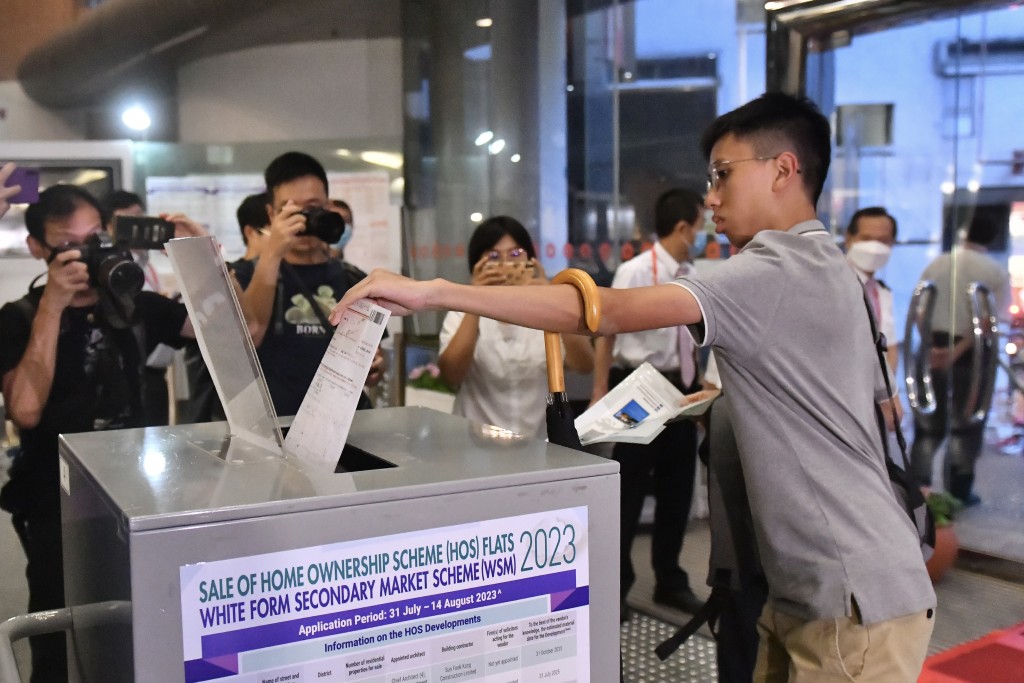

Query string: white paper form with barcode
284 299 390 470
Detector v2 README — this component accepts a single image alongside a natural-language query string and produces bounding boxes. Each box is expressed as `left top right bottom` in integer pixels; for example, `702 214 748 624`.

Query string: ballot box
59 409 619 682
57 237 619 682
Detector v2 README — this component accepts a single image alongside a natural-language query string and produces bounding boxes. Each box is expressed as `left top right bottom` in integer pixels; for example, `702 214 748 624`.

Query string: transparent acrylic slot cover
166 236 284 453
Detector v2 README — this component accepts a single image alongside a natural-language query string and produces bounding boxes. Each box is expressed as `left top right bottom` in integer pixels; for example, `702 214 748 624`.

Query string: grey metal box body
59 408 619 682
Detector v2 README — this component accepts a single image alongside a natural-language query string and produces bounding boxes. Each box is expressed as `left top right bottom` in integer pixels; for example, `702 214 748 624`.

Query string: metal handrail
904 280 937 418
963 283 1000 427
0 601 131 683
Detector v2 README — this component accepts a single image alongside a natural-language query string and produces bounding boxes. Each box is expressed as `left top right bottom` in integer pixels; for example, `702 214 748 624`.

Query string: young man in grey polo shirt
333 92 936 681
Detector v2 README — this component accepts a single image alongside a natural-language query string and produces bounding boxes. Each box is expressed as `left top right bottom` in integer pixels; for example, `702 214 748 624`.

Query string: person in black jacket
0 184 214 682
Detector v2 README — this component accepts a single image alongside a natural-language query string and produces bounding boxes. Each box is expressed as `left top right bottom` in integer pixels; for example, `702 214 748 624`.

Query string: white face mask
847 240 892 274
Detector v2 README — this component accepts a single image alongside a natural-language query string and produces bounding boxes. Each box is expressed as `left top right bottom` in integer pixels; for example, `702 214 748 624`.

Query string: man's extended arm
330 270 702 337
2 251 88 429
241 202 305 347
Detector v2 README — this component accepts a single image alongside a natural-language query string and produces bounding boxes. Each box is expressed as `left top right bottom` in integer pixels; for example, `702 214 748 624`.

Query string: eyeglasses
486 247 528 263
706 156 778 192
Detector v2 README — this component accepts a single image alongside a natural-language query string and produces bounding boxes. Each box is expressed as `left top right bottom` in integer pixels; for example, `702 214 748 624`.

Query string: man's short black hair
847 206 898 241
102 189 144 216
237 192 270 245
466 216 536 272
655 188 703 239
25 184 105 244
264 152 329 202
700 92 832 205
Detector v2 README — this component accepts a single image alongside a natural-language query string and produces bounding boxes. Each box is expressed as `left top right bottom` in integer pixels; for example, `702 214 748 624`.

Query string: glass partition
769 0 1024 561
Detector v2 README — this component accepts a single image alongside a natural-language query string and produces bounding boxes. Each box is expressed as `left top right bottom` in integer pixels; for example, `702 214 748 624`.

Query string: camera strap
280 262 334 332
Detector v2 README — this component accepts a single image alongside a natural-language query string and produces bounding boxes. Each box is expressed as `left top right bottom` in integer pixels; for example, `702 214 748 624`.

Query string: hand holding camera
40 248 91 312
266 201 308 257
472 255 537 286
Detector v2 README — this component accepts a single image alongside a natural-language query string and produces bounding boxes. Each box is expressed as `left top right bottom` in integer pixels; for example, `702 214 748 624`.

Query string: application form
284 299 390 469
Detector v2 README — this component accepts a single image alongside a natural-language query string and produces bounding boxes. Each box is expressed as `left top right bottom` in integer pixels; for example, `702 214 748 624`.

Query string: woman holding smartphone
438 216 594 438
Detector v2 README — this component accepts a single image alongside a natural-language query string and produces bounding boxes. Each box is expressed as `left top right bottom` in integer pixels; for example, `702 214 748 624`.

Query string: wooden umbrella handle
544 268 602 393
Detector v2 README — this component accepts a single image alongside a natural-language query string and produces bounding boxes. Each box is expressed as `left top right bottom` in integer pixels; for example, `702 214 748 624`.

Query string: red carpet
919 621 1024 682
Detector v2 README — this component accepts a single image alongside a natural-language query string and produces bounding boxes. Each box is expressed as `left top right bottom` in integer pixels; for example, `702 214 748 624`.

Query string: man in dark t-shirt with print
0 183 209 682
236 152 383 417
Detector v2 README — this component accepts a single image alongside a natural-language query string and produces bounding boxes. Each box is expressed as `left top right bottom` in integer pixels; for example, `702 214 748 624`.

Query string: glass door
768 0 1024 561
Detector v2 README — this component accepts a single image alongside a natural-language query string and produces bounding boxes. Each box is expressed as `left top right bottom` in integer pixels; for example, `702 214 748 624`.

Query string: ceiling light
510 154 521 163
488 139 506 155
122 105 151 131
476 17 493 27
359 151 403 169
474 131 494 146
470 212 483 222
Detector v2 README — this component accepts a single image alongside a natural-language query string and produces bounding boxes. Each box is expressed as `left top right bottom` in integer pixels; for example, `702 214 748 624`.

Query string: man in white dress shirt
844 206 898 371
591 188 706 619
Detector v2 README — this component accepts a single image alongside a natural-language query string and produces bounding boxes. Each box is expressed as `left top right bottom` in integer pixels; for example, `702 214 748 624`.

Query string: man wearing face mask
327 198 356 261
591 187 706 620
845 207 898 371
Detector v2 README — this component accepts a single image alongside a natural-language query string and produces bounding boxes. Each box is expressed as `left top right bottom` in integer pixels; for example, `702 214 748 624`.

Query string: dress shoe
653 585 703 614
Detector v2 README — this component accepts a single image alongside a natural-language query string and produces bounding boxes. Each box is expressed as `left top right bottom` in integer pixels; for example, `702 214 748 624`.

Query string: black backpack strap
859 282 912 471
655 585 731 661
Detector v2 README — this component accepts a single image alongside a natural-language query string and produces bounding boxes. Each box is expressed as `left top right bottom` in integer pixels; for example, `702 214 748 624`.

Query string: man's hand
40 249 90 313
265 200 306 258
330 269 436 323
878 396 904 432
162 212 209 239
682 388 720 406
0 162 19 219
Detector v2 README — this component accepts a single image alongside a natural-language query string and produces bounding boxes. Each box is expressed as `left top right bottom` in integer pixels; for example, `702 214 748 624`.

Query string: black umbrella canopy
543 269 601 450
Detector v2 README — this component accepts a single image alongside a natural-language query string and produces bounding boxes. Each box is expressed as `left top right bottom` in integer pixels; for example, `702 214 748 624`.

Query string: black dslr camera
49 216 175 299
50 232 144 299
298 207 345 244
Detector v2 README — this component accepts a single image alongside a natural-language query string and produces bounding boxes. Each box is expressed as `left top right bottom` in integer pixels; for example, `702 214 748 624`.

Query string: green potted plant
925 490 964 583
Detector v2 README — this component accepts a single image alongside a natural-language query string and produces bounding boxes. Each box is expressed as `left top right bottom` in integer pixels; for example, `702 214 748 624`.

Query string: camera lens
97 254 144 298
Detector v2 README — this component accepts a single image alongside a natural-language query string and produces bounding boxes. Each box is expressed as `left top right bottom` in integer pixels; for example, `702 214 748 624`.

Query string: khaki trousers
752 602 934 682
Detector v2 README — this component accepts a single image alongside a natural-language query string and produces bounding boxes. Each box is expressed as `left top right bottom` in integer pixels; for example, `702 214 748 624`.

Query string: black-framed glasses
706 156 778 192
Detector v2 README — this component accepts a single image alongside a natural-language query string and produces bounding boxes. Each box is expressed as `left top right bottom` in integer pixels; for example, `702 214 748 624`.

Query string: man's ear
772 151 802 191
26 235 47 261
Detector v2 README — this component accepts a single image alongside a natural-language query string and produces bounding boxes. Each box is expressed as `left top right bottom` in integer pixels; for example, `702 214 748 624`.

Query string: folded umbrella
544 269 601 450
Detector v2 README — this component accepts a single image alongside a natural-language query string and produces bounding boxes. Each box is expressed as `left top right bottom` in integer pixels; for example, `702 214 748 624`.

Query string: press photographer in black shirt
0 184 238 682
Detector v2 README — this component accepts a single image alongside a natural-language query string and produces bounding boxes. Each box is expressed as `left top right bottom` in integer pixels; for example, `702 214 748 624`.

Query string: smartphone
3 167 40 204
113 215 176 249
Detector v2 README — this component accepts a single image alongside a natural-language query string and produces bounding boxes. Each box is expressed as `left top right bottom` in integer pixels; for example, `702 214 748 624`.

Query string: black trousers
11 512 67 683
610 367 699 595
910 336 986 502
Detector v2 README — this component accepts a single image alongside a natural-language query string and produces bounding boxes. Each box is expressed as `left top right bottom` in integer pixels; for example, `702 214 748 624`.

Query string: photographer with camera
0 184 217 682
234 152 384 417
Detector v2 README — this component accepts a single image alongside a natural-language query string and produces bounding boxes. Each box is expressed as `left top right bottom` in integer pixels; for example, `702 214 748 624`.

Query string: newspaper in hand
574 362 713 446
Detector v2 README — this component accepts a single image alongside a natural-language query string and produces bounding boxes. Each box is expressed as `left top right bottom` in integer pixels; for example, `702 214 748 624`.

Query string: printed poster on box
180 506 590 682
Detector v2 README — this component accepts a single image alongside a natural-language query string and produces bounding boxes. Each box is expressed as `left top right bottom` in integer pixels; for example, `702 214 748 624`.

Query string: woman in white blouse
438 216 594 438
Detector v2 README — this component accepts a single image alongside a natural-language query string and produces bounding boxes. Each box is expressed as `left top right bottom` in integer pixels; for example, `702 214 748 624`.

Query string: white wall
0 81 87 141
177 39 403 143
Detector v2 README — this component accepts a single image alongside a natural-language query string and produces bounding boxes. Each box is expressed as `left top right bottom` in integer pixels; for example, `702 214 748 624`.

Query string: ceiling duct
17 0 400 109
